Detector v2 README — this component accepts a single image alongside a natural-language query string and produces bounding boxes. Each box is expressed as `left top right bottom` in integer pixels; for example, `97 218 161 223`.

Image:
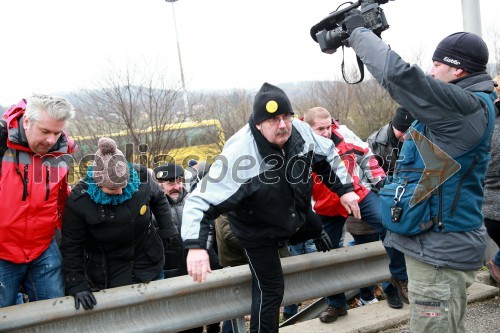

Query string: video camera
310 0 392 54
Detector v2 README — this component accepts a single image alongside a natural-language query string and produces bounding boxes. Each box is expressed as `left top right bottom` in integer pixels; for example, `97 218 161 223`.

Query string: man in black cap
154 162 219 277
154 162 221 333
367 107 415 176
181 82 360 333
154 163 191 278
343 12 496 333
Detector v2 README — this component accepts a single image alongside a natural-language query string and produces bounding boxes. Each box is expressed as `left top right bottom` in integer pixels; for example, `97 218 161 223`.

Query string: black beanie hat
392 107 415 132
154 163 184 181
252 82 294 124
432 32 488 73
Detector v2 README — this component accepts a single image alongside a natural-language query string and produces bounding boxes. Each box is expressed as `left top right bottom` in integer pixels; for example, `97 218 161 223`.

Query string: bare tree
67 65 185 168
295 80 357 124
292 76 394 140
194 88 254 143
350 79 399 140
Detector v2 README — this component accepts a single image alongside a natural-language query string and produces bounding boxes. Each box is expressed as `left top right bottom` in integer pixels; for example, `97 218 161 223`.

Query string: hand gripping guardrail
0 242 390 333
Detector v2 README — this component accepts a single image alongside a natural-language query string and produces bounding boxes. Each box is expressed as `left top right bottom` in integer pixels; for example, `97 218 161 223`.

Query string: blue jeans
351 226 394 294
283 239 317 316
221 320 232 333
0 238 64 308
358 191 407 279
321 191 408 306
359 191 407 295
320 215 346 250
319 215 348 308
154 270 165 280
351 234 379 302
287 239 317 256
15 292 24 304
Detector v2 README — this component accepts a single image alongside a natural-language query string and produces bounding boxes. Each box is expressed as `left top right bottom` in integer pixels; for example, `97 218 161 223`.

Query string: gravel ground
380 296 500 333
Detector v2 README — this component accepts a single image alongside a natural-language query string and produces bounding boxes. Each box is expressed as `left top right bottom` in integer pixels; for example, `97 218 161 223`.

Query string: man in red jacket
303 107 409 323
0 94 76 308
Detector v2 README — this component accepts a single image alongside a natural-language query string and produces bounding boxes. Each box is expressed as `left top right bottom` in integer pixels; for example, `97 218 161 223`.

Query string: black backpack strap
0 119 8 179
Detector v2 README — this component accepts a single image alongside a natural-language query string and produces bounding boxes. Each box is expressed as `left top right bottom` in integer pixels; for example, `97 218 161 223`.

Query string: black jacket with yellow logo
182 118 354 249
61 165 177 295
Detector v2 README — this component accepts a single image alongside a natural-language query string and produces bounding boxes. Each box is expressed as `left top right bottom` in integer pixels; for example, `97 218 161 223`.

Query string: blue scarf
86 163 140 205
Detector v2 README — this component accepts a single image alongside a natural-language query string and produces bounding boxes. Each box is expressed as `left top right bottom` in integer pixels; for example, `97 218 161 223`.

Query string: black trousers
244 245 284 333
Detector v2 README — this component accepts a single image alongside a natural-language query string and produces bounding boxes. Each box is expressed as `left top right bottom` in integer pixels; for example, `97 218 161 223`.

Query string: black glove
371 179 385 194
73 290 97 310
314 230 333 252
342 10 365 35
164 235 181 250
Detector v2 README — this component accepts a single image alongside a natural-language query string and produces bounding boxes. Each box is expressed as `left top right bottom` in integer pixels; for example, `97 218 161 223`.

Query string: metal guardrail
0 242 391 333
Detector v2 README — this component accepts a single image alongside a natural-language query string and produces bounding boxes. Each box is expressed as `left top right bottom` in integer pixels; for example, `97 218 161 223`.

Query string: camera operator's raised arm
318 5 497 333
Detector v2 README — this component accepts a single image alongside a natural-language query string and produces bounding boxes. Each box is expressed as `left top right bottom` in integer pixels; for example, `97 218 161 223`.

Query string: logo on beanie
443 57 460 66
266 100 278 113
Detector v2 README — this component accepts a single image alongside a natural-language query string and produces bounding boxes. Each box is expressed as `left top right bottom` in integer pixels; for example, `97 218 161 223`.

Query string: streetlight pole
461 0 482 36
165 0 189 115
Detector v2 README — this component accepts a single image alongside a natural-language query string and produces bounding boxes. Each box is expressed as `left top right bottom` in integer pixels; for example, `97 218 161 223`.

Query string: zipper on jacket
101 245 108 289
437 186 443 230
23 165 29 200
14 151 29 201
450 156 479 216
45 166 50 201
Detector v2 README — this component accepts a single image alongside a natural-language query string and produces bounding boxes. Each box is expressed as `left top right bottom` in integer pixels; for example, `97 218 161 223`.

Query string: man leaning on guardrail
181 82 361 333
0 94 76 308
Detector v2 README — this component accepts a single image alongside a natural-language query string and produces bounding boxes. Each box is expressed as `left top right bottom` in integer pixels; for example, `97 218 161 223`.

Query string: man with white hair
0 94 77 308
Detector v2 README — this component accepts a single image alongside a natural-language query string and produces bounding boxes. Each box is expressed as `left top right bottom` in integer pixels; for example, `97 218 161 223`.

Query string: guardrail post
230 317 247 333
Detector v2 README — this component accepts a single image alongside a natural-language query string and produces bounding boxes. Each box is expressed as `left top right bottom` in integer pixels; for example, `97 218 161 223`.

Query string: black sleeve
60 190 91 296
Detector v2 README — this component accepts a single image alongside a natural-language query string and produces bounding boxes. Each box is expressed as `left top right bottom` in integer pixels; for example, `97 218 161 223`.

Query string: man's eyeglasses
266 112 294 125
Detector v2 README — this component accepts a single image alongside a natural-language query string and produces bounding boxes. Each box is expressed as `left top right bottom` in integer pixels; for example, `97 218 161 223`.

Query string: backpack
0 99 26 162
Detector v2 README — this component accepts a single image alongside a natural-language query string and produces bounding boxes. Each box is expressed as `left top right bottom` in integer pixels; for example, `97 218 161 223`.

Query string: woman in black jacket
60 137 178 310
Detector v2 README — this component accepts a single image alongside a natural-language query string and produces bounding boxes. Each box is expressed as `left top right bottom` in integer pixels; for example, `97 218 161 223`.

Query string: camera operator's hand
314 230 333 252
73 289 97 310
342 9 365 35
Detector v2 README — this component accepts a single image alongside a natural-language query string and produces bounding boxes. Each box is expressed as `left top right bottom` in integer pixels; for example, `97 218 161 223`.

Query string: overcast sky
0 0 498 107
